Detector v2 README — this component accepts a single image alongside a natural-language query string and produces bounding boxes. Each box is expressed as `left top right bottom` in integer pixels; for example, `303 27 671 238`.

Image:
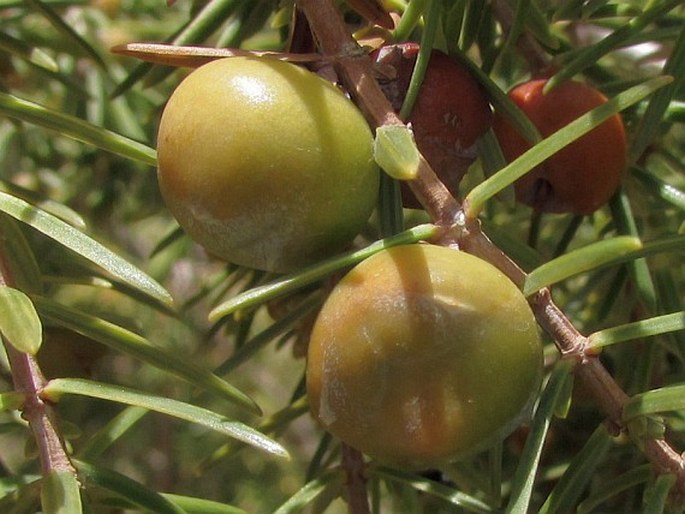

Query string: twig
341 444 371 514
0 233 76 478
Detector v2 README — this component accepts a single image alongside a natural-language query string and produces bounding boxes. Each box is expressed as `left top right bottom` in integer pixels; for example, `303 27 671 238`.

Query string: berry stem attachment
342 444 371 514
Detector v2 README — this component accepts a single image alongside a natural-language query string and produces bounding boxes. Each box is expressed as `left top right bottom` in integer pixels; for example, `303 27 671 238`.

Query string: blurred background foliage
0 0 684 512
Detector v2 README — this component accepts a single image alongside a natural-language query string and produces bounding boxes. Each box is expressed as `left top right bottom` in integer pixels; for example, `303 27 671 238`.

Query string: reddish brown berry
373 44 493 208
493 79 627 214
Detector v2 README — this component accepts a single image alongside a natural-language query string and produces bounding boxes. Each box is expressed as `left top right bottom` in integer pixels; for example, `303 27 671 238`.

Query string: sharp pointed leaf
33 297 259 414
43 379 289 459
208 224 439 321
74 460 186 514
505 361 573 514
0 190 172 306
589 312 685 348
0 214 43 294
577 466 652 514
0 93 156 166
523 236 643 296
162 493 247 514
273 469 344 514
623 384 685 421
77 406 148 461
371 466 495 512
538 425 613 514
643 473 676 514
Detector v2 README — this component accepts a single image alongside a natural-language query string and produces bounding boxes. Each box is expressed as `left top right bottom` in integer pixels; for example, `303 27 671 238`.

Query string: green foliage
0 286 42 354
373 125 421 180
40 471 83 514
0 0 683 512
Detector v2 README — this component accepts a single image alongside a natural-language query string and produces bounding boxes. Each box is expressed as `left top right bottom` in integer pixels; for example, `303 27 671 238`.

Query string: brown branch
341 444 371 514
462 217 685 494
4 346 75 476
0 232 76 478
296 0 685 498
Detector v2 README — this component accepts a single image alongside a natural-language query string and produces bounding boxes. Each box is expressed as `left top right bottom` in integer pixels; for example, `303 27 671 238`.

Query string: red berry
373 44 493 208
493 79 627 214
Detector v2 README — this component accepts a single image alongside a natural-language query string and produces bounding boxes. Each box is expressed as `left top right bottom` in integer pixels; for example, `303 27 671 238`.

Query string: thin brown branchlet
0 239 76 479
